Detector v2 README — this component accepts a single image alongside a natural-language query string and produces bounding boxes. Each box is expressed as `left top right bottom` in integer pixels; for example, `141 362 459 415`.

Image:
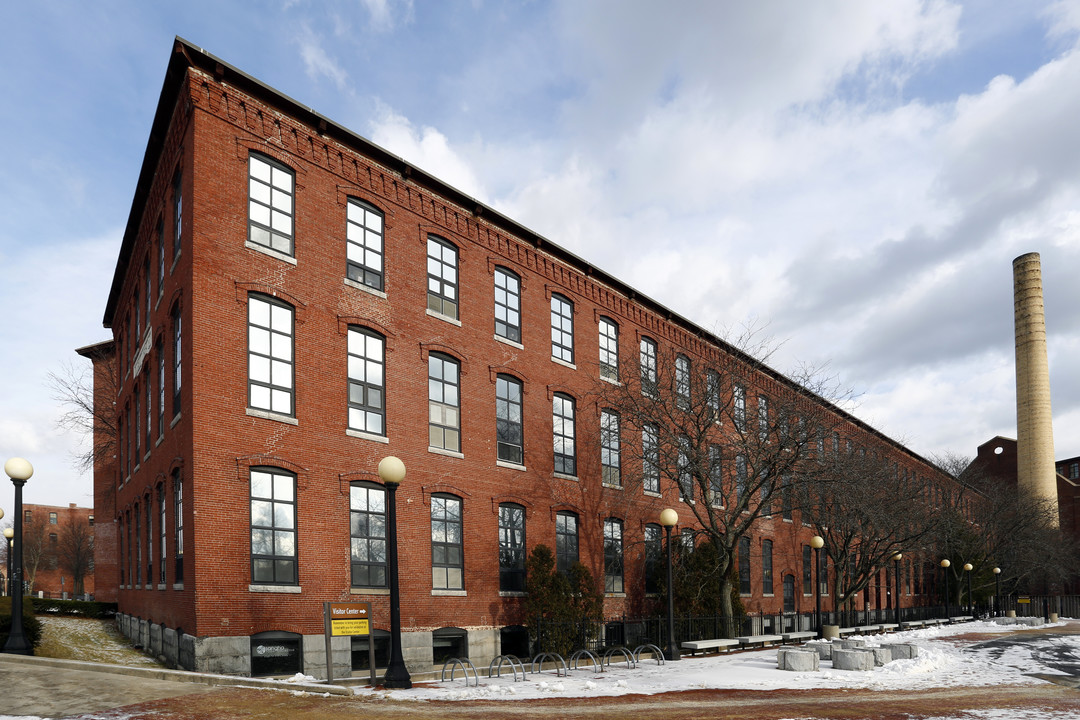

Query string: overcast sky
2 0 1079 510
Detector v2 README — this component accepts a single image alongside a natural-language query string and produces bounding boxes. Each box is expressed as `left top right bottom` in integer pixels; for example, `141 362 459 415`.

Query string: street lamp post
963 563 973 616
659 508 680 661
3 457 34 655
3 529 13 597
810 536 824 636
940 559 951 623
993 567 1001 617
892 553 903 627
378 456 411 689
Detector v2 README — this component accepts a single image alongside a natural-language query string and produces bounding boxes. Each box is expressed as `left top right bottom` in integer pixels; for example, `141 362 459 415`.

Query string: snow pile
357 619 1072 702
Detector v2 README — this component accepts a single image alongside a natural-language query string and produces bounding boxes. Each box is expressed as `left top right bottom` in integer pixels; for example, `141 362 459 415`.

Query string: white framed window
427 236 459 320
248 154 295 256
601 410 621 487
347 327 385 435
640 337 657 395
346 199 384 290
604 518 624 593
494 268 521 343
553 393 576 475
642 423 660 494
431 494 464 590
675 354 691 408
496 375 523 465
599 317 619 381
550 294 574 363
248 295 295 416
428 353 460 452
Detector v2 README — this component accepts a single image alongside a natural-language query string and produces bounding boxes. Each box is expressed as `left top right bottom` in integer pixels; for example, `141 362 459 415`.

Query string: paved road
0 655 219 719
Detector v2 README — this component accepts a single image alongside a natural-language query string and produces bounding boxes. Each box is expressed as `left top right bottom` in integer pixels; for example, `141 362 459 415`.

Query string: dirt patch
36 615 164 666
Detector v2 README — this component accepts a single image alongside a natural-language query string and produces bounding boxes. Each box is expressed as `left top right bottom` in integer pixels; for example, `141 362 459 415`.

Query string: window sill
344 277 387 299
494 335 524 350
426 308 462 326
605 592 627 598
347 428 389 444
432 589 466 597
249 584 302 594
143 450 151 463
644 490 661 498
173 583 185 591
170 253 180 275
496 460 526 472
553 472 578 482
246 408 299 425
155 435 164 448
428 446 464 460
245 240 297 265
551 356 576 370
499 591 527 598
602 483 623 490
350 587 390 596
170 413 182 429
600 375 621 386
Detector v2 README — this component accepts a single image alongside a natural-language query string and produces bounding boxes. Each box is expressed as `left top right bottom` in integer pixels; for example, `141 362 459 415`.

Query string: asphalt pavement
0 654 349 719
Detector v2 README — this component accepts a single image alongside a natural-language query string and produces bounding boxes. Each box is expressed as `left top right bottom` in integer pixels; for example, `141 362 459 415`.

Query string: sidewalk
0 654 349 719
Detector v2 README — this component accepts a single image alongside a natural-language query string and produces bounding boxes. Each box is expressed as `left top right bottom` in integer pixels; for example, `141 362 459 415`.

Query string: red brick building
84 38 955 677
9 503 95 599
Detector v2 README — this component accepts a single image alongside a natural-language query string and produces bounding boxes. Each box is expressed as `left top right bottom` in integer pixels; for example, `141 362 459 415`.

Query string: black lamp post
940 558 951 622
993 567 1001 617
378 456 411 689
893 553 903 626
963 563 973 616
659 508 680 661
810 535 824 636
3 457 34 655
3 528 11 597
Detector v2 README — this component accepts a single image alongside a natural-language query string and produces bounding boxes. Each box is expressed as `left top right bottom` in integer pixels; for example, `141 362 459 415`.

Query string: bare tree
590 326 855 635
933 453 1080 603
20 515 49 594
797 448 940 622
56 514 95 597
48 357 118 475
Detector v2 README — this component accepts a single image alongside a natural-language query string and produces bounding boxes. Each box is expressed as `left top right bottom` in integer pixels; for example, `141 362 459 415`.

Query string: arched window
250 467 297 585
552 393 576 476
248 153 295 256
431 493 463 590
599 317 618 381
350 481 387 588
347 327 386 435
498 503 526 592
496 375 523 465
428 353 460 452
346 198 384 290
550 294 574 363
494 267 521 342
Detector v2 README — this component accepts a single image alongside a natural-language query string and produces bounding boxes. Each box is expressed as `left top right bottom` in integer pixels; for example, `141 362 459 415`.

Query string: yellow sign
1017 596 1031 604
331 618 370 637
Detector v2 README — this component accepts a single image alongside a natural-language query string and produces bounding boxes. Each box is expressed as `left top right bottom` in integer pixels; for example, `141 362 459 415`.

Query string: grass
36 614 165 666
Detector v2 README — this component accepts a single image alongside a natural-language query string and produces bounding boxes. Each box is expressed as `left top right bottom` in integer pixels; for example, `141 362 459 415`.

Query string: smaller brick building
11 503 96 599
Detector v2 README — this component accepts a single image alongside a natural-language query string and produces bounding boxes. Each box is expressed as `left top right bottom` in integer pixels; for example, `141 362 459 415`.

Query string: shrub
0 597 43 651
29 597 117 619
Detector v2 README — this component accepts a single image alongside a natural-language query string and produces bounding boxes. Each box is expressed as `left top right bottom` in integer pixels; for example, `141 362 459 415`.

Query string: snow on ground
358 619 1075 703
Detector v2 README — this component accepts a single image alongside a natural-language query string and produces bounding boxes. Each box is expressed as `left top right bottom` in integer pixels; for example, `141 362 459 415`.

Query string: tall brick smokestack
1013 252 1059 527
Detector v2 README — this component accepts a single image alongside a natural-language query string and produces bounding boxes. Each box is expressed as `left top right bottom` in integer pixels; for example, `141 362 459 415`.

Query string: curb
0 654 355 696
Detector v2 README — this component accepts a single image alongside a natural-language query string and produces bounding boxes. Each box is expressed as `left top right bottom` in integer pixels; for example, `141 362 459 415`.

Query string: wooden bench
781 631 817 644
736 634 784 648
681 638 740 655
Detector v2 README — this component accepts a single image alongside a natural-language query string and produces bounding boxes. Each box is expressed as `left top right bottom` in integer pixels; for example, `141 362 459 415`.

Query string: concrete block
810 642 832 660
179 633 196 671
840 639 865 649
400 630 434 674
885 643 918 660
870 646 893 665
163 627 179 668
194 635 250 675
833 648 874 671
777 648 819 671
467 628 499 670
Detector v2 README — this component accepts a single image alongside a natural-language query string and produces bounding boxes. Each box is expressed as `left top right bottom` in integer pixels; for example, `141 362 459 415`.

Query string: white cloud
359 0 414 33
369 103 488 202
295 25 349 89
